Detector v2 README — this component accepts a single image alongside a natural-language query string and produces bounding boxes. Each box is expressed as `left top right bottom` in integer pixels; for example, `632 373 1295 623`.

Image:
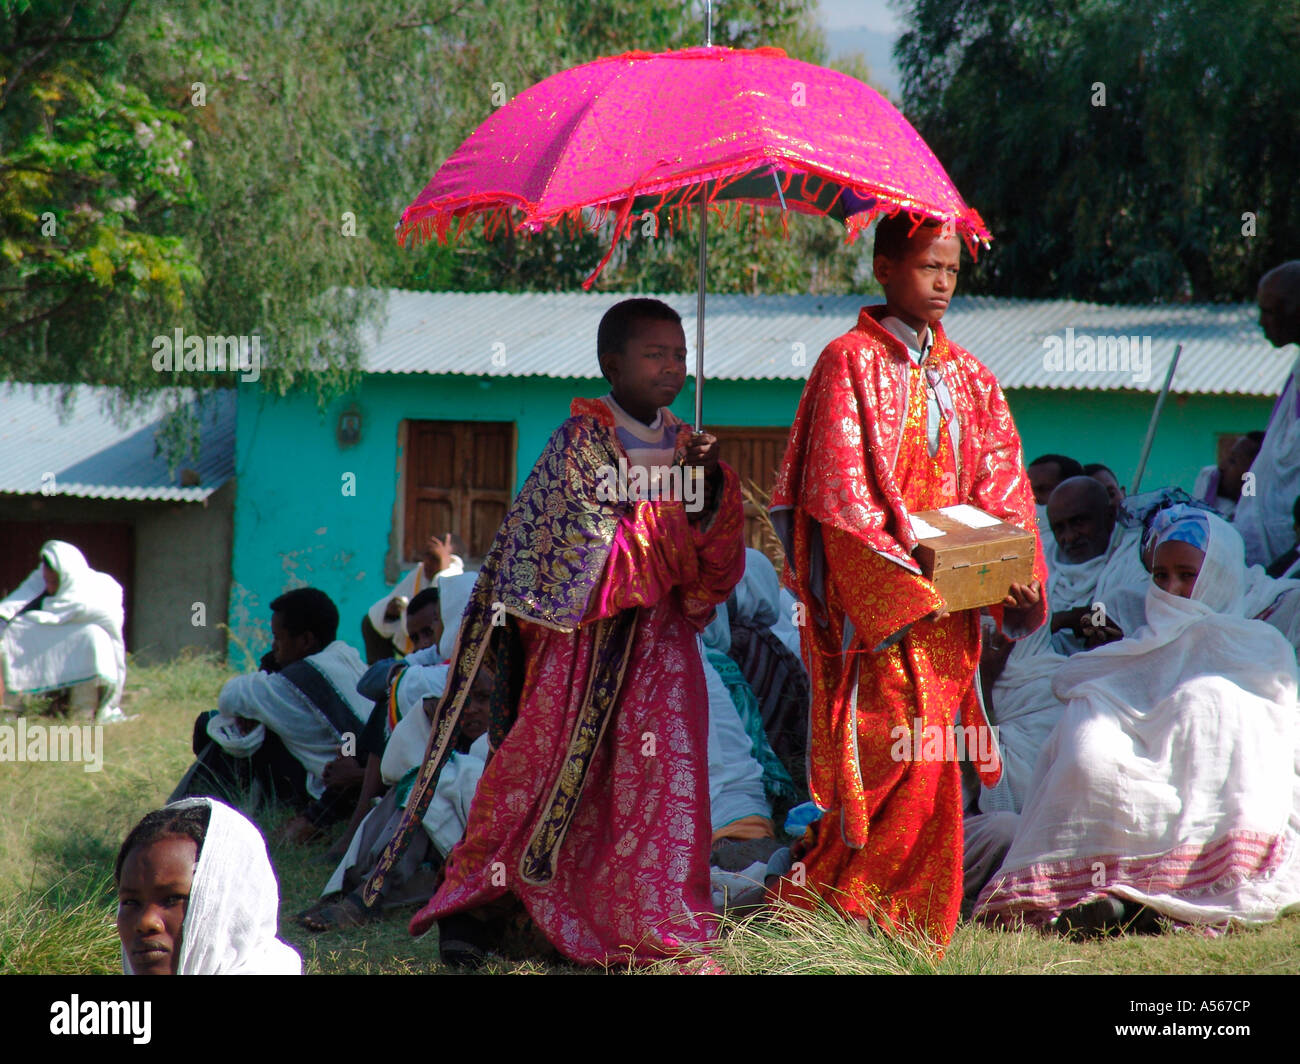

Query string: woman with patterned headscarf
976 506 1300 932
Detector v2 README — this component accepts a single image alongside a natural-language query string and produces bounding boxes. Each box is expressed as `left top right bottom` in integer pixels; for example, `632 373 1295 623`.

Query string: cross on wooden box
908 505 1036 613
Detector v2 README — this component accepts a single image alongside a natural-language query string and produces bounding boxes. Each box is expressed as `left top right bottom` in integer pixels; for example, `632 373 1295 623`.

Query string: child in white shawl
975 507 1300 932
117 797 300 974
0 540 127 721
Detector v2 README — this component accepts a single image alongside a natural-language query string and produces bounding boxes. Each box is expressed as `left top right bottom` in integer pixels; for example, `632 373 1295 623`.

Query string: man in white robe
174 587 370 823
362 534 464 662
1233 261 1300 567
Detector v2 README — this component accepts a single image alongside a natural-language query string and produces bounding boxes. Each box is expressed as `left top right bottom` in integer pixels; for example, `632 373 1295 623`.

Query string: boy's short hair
270 587 339 649
115 803 212 882
407 586 441 617
1083 462 1117 478
596 298 682 378
1244 430 1267 447
873 211 945 263
1029 453 1085 479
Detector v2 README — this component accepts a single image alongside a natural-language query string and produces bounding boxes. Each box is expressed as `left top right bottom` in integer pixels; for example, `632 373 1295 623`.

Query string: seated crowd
11 428 1300 970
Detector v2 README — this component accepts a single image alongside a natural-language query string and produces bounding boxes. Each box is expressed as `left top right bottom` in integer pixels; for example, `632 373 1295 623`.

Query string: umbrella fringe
394 183 991 277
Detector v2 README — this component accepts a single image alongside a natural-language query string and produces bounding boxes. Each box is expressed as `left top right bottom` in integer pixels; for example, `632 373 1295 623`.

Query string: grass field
3 654 1298 975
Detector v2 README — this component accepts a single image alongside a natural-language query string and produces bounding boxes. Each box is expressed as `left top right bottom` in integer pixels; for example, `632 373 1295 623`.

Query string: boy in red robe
361 298 746 966
769 213 1048 946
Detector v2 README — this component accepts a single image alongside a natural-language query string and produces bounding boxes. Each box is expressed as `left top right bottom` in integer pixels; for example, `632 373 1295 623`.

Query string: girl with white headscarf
0 540 127 720
117 797 301 975
976 507 1300 930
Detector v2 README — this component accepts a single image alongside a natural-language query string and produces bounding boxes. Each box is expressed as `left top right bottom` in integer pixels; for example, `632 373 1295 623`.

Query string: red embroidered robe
769 306 1048 945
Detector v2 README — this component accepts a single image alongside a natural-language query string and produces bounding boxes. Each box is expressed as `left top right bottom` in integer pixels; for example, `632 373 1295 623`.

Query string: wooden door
402 420 515 562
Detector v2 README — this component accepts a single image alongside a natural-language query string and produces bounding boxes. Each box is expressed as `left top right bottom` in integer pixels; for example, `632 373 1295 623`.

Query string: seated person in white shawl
117 797 300 974
962 477 1152 904
978 478 1150 807
298 660 494 930
361 534 464 664
975 507 1300 934
1026 453 1085 561
171 588 370 835
328 585 446 861
299 572 486 928
0 540 127 722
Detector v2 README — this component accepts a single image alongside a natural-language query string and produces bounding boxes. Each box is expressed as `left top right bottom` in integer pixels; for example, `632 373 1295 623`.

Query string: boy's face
117 834 197 975
460 669 495 742
1152 540 1204 599
405 602 442 652
874 228 962 335
601 317 687 423
270 611 318 668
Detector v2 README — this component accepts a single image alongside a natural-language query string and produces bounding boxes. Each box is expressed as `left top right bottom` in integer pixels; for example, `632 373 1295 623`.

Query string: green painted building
227 290 1282 659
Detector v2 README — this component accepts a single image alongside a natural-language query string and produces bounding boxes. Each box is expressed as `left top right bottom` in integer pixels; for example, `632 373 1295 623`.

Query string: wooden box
908 505 1035 613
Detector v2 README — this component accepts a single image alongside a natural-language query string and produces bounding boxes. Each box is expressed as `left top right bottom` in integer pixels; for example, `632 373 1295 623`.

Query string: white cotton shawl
210 640 369 799
122 798 301 975
732 549 781 629
0 541 126 713
980 514 1300 925
435 571 479 662
982 622 1067 813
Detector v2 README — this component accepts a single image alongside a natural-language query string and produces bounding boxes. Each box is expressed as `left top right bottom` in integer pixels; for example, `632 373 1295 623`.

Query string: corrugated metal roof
360 290 1289 396
0 385 236 501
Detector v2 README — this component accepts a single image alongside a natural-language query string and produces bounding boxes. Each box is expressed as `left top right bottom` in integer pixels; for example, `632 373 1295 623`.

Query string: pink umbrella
399 44 990 427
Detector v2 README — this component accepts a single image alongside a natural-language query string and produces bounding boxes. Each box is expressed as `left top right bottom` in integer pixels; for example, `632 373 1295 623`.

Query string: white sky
817 0 900 33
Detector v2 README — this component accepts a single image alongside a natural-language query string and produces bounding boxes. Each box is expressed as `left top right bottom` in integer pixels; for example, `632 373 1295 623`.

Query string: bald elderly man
1235 261 1300 567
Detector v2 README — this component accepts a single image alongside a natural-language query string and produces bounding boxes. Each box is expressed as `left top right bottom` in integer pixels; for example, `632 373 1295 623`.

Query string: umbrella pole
1129 342 1183 495
695 181 707 432
694 0 712 433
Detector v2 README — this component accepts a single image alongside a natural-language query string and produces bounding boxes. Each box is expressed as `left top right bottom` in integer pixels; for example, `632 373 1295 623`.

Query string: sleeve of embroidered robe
821 523 944 653
585 463 746 630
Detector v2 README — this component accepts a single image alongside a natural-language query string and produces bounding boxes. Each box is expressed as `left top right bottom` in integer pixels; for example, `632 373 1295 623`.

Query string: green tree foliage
2 0 877 412
1 0 202 390
896 0 1300 303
